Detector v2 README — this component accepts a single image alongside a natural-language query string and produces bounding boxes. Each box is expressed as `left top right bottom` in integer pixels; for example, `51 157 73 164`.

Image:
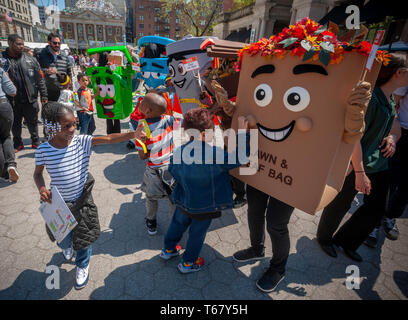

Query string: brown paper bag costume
230 45 381 215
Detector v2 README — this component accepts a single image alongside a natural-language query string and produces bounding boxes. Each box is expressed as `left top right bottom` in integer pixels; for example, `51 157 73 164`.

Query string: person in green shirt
316 52 408 262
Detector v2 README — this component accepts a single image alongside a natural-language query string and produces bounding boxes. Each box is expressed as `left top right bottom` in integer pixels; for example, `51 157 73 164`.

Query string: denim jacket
169 132 250 215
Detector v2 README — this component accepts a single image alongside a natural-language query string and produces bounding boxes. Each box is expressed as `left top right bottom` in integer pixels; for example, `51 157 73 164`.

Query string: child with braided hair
33 101 143 289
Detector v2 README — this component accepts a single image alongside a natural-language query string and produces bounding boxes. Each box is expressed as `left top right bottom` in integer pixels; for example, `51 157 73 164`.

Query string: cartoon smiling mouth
257 121 295 142
98 99 115 118
174 78 186 89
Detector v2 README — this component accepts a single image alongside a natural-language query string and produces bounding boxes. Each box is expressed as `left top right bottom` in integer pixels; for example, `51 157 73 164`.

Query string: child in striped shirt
137 92 178 235
34 101 142 290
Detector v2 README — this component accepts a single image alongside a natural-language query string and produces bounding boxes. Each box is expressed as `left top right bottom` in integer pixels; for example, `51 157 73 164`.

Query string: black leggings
246 185 293 274
317 170 390 251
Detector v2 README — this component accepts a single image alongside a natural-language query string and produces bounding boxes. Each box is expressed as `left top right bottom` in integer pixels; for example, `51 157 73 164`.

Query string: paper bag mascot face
166 36 216 114
231 18 385 214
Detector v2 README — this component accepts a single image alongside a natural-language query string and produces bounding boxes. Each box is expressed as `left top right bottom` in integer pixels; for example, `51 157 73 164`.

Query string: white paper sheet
39 186 78 243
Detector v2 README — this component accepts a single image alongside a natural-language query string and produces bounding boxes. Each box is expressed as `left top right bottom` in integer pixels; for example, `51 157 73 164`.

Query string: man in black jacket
38 33 72 102
1 34 48 151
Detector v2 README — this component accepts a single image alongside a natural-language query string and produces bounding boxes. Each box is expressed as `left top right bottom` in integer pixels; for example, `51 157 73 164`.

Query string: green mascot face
92 69 119 119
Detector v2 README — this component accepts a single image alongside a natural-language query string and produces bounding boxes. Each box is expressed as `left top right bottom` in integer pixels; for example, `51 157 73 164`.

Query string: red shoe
15 145 24 153
32 144 38 149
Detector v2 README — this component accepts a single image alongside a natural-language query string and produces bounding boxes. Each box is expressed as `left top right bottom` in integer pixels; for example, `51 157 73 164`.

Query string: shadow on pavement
90 244 272 300
272 235 385 299
393 271 408 298
102 153 144 185
0 254 76 300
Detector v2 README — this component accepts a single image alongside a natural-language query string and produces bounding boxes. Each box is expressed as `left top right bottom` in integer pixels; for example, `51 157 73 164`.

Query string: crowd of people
0 30 407 294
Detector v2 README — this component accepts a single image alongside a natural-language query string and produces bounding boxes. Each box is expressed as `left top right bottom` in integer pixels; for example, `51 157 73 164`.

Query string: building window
164 26 170 32
67 24 72 32
139 15 144 21
154 17 159 22
176 9 181 15
165 17 170 23
88 25 93 34
154 25 160 31
139 24 144 29
107 26 112 35
154 7 160 13
139 5 144 10
175 18 180 24
116 27 121 35
98 26 103 36
139 32 144 37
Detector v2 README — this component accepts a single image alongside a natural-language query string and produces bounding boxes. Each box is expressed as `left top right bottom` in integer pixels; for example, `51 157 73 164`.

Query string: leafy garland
235 18 391 72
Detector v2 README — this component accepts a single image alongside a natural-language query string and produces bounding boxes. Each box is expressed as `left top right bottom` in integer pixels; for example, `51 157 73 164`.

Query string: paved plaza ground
0 115 407 300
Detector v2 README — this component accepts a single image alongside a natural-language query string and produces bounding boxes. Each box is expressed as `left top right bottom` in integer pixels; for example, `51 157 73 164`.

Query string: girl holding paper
33 101 144 290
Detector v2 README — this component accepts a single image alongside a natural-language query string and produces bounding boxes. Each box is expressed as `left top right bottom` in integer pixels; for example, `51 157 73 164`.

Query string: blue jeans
57 231 92 268
164 207 212 263
78 112 95 135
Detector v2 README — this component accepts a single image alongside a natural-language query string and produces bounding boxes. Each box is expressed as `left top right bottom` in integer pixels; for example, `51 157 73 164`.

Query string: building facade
29 1 48 42
131 0 185 43
0 0 33 41
60 0 126 51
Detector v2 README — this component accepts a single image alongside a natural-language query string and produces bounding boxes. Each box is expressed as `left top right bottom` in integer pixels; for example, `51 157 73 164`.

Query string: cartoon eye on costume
151 72 161 79
98 85 107 98
169 65 175 77
283 86 310 112
142 71 151 78
106 85 115 98
177 63 186 76
254 84 273 107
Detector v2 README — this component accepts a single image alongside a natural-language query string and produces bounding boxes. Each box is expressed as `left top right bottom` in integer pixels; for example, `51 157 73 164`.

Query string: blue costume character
137 36 175 91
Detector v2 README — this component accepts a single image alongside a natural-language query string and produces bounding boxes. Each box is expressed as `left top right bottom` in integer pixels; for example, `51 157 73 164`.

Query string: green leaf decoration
320 41 335 53
279 37 298 48
302 48 315 61
319 49 331 66
300 40 312 51
314 26 327 35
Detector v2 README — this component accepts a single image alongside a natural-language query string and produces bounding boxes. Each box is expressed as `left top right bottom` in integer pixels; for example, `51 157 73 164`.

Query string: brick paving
0 116 407 300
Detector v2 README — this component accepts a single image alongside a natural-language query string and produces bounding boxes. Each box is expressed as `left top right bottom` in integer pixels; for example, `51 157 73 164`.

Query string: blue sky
36 0 65 11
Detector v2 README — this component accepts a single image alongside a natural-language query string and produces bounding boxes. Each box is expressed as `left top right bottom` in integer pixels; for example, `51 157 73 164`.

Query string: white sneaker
7 166 19 183
62 247 74 261
75 265 89 290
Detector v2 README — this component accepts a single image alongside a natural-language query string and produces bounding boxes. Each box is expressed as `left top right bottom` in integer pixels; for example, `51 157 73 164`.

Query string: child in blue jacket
159 108 250 273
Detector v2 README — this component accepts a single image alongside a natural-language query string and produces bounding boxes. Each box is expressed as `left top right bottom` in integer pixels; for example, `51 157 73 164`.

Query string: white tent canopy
0 41 70 52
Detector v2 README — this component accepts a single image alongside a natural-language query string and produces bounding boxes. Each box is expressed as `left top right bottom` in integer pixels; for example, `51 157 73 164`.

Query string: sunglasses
52 41 61 45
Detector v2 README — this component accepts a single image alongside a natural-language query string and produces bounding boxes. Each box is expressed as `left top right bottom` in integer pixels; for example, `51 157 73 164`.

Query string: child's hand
237 116 249 131
135 124 147 142
39 186 52 203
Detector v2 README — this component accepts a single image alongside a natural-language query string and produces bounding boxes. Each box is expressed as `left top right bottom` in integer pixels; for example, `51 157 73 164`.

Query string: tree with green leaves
160 0 224 37
232 0 255 11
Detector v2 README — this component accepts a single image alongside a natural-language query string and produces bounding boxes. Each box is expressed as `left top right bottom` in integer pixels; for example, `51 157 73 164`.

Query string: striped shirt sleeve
77 135 93 156
35 147 45 166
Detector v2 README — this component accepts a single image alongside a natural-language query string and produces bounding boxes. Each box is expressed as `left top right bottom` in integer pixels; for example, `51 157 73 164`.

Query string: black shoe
317 240 337 258
343 248 362 262
233 247 265 262
233 196 247 209
383 218 399 241
146 218 157 235
126 141 135 150
333 240 363 262
256 268 285 293
364 235 378 248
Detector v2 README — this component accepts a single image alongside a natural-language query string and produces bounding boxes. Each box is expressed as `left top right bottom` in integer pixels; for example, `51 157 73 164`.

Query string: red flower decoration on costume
235 18 389 71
